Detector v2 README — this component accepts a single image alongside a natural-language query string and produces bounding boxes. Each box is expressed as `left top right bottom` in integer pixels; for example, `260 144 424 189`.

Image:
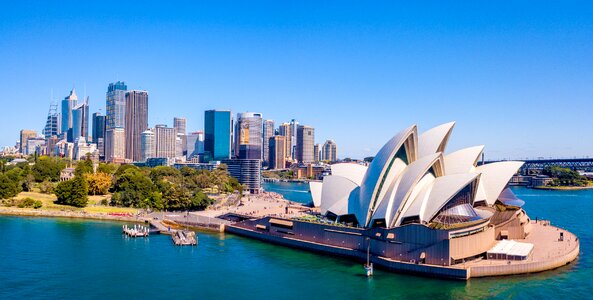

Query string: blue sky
1 1 592 159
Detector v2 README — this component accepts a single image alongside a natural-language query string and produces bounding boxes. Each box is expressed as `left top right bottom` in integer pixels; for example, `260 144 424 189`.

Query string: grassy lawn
13 192 139 214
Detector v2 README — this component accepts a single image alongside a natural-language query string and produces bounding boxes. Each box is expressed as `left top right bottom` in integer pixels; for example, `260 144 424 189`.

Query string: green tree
74 157 94 176
150 166 182 182
0 173 19 199
544 166 586 186
96 163 118 175
5 167 24 183
54 176 89 207
190 190 213 210
114 164 139 179
31 156 66 182
111 168 157 208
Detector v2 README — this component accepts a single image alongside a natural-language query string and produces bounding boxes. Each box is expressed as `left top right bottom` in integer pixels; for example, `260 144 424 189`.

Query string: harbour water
0 184 590 299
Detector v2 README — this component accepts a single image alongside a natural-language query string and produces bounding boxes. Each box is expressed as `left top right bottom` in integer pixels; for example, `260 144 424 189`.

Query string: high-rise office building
124 90 149 162
322 139 338 162
173 117 186 135
222 159 262 194
61 89 78 142
46 135 59 156
105 128 125 162
278 122 292 161
92 112 106 144
174 117 187 156
204 110 232 161
175 134 184 158
26 137 46 156
141 129 156 161
105 81 127 130
313 143 321 162
296 125 315 163
19 130 37 154
186 131 205 160
155 124 176 159
262 119 274 165
43 102 60 139
269 135 286 170
290 119 299 159
234 112 263 160
71 97 89 142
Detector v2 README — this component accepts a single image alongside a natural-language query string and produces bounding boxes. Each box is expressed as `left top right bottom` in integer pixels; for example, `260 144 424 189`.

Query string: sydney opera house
227 122 579 279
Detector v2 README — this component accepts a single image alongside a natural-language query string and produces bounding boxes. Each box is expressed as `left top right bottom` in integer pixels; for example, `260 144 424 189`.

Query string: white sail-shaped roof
475 161 524 206
386 153 444 227
444 145 484 175
421 173 480 223
398 181 433 224
330 163 368 186
309 181 323 207
356 125 417 226
313 122 523 230
319 175 359 215
417 122 455 158
366 158 408 225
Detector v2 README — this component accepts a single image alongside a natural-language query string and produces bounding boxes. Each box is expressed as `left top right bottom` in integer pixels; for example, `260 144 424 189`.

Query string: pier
122 224 149 237
172 230 198 246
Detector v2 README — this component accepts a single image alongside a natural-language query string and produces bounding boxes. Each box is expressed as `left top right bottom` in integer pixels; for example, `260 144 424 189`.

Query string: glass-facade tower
61 89 78 142
106 81 127 130
234 112 263 160
204 110 232 161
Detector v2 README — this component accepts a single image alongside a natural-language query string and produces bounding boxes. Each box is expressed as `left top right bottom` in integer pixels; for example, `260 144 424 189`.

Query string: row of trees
51 157 242 210
543 166 590 187
0 156 68 199
1 155 244 211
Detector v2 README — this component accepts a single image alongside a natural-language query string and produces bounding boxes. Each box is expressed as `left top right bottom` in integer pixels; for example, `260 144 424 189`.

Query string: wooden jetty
122 224 149 237
172 230 197 246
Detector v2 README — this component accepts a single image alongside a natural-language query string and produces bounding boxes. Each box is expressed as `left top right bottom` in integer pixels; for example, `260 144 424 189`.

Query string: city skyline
1 2 593 159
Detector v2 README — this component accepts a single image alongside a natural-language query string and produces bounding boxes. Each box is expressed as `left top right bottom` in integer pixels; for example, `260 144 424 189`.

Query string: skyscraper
105 128 125 162
269 135 286 169
92 112 106 144
204 110 232 161
174 117 187 157
124 90 149 162
234 112 263 160
141 129 156 161
313 143 321 162
43 102 60 139
322 139 338 162
290 119 299 159
19 130 37 154
222 159 262 194
46 135 59 157
186 131 205 160
71 97 89 142
278 122 292 161
262 119 274 165
61 88 78 142
173 117 187 135
155 124 176 159
296 125 315 163
105 81 127 130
